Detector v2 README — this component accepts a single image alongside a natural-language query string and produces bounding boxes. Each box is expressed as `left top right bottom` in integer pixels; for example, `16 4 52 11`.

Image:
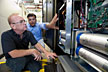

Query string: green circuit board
88 0 108 28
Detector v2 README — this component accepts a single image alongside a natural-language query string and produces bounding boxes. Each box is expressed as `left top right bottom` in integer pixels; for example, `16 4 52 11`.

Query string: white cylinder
60 30 66 39
76 46 108 72
60 38 66 46
77 33 108 55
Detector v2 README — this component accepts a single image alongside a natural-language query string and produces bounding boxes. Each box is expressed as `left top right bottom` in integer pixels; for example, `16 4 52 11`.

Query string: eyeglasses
12 20 26 24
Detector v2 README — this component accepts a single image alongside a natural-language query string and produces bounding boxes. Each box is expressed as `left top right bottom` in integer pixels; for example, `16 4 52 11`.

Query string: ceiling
18 0 42 12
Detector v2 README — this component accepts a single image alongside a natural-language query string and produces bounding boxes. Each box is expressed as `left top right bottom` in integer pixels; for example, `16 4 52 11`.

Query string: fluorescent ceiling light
34 0 39 4
25 5 35 8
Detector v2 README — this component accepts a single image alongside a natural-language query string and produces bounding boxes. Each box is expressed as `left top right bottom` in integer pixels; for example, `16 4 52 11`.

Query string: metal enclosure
65 0 72 53
43 0 108 72
42 0 53 22
42 0 56 49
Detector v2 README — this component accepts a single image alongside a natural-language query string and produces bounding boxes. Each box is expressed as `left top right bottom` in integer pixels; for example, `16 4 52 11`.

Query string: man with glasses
27 13 58 48
1 13 57 72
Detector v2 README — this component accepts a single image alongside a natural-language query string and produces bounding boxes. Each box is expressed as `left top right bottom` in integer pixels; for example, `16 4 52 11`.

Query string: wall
0 0 22 54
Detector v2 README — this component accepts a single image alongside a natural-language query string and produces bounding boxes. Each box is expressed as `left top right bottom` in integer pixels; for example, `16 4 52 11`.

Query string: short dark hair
27 13 36 18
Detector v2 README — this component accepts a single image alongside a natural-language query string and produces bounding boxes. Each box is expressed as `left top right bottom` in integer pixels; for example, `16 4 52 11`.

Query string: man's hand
35 43 58 60
46 14 59 30
44 51 58 59
31 49 42 61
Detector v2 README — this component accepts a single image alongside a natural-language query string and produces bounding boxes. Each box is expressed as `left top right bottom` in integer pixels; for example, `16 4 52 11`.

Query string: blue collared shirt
27 22 48 41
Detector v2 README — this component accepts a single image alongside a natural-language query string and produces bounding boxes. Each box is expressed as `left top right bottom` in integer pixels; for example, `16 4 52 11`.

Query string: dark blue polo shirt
1 29 37 59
